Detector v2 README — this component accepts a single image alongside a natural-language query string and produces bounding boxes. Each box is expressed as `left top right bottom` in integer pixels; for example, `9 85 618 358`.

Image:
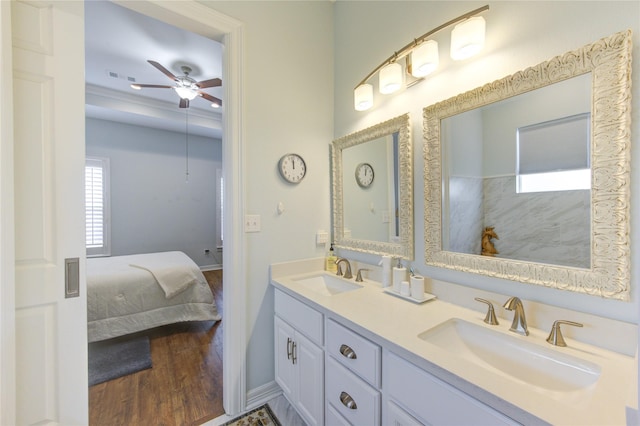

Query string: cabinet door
386 401 425 426
295 332 324 426
274 317 296 400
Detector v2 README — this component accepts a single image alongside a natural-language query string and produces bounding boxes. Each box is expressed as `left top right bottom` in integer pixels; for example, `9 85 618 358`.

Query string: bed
87 251 221 342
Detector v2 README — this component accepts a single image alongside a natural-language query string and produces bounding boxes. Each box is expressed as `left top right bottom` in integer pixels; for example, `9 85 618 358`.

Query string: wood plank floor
89 270 224 426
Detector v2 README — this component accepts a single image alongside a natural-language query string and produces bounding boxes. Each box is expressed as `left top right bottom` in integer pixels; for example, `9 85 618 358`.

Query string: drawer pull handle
339 344 357 359
287 338 293 360
340 391 357 410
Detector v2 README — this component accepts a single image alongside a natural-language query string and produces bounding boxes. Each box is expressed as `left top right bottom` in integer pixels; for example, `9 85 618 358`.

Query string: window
517 113 590 193
85 157 111 256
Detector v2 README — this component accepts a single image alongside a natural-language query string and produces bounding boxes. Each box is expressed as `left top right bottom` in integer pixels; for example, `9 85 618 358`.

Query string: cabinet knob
340 391 358 410
339 344 357 359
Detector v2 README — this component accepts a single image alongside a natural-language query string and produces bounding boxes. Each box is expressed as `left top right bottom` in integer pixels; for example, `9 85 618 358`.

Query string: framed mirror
424 31 632 300
333 113 413 259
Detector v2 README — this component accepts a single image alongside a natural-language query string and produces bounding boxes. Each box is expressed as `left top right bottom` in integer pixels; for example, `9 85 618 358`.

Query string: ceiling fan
131 60 222 109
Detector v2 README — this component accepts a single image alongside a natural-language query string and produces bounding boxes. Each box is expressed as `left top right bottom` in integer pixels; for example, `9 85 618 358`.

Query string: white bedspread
129 252 199 298
87 251 221 342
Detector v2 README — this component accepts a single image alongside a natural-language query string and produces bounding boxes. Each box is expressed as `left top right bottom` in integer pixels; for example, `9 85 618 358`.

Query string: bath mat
88 335 152 386
220 404 281 426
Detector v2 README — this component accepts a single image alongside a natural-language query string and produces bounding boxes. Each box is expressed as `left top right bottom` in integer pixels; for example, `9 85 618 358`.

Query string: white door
12 1 87 424
295 332 324 426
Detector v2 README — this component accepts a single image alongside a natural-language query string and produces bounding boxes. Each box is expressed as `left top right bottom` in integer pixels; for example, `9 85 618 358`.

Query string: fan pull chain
185 108 190 183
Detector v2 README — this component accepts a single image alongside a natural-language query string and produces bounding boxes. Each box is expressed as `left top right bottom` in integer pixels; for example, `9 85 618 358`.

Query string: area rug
88 335 152 386
220 404 281 426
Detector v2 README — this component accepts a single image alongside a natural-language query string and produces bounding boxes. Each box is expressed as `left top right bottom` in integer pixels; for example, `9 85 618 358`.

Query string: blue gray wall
85 117 222 268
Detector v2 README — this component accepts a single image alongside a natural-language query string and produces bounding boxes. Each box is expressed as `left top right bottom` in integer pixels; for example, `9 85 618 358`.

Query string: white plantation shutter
85 157 110 256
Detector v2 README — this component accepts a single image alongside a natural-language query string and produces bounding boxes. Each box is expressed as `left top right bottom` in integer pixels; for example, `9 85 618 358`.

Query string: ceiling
84 1 223 139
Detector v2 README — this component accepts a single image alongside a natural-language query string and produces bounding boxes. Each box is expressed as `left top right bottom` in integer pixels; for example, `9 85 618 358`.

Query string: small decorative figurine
481 226 499 257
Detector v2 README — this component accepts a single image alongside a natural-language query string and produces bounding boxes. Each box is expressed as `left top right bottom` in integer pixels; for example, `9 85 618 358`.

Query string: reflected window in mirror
517 113 591 193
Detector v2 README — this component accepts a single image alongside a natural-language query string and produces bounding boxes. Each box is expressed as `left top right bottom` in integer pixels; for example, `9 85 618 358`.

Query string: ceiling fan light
211 102 221 108
379 62 402 94
450 16 486 60
354 84 373 111
174 86 198 100
130 84 141 90
411 40 439 78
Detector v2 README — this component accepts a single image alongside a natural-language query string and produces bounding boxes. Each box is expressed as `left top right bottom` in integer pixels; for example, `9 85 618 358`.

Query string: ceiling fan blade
199 91 222 107
133 84 174 89
147 60 178 81
179 98 189 109
197 78 222 88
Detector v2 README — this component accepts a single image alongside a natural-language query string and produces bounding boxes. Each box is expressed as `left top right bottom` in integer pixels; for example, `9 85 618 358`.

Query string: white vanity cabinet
273 286 517 426
274 291 324 426
385 352 518 426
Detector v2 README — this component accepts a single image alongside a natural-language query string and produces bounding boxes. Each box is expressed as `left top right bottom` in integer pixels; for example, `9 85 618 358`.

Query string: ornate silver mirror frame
424 31 632 300
333 113 413 259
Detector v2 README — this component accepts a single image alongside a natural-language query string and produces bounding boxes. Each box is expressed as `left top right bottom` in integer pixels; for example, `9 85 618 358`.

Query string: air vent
106 70 136 82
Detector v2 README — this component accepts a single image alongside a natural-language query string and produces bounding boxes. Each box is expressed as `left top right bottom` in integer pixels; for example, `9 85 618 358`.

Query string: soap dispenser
392 258 406 293
326 243 338 273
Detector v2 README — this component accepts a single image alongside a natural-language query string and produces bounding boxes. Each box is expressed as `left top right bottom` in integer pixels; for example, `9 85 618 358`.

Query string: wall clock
355 162 374 188
278 153 307 183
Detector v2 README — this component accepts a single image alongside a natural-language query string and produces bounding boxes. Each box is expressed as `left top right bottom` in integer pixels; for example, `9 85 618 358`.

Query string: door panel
12 1 87 424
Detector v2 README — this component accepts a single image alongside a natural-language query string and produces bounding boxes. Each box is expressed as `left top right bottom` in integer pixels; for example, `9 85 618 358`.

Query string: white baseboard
201 264 222 272
246 381 282 410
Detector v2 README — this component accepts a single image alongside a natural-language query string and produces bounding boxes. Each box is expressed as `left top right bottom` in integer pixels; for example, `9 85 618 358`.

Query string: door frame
0 1 16 423
0 0 247 421
110 1 247 415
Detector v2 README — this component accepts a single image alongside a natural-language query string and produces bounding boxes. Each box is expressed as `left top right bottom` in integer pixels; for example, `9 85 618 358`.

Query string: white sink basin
418 318 601 392
292 273 363 296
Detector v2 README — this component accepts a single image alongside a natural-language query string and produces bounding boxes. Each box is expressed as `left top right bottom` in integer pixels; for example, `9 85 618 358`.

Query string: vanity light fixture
379 62 403 94
450 16 486 60
354 83 374 111
409 40 439 78
353 4 489 111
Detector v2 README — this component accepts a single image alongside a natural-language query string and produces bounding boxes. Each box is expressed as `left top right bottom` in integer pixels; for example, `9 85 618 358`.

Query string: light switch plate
244 215 261 232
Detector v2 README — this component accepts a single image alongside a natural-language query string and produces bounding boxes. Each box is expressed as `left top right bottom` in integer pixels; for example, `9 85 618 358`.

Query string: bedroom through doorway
84 2 226 423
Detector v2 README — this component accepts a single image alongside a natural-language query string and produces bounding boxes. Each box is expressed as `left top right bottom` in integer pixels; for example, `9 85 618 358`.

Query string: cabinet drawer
326 403 351 426
274 289 323 345
326 357 380 426
327 319 381 387
386 352 516 426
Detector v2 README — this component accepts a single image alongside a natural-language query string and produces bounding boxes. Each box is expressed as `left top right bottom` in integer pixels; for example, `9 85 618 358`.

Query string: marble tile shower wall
447 176 484 254
448 175 590 268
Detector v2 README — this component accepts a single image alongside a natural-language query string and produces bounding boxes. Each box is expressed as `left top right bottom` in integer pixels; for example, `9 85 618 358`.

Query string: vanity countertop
270 258 637 426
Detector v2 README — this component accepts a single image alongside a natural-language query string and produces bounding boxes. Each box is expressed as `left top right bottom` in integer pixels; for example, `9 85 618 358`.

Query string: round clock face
278 153 307 184
355 163 374 188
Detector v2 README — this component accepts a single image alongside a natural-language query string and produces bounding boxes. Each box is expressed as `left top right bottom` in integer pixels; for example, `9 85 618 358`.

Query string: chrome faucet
335 258 353 279
503 297 529 336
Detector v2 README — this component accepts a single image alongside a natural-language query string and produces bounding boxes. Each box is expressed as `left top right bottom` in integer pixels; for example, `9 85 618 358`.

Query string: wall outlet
244 214 261 232
316 230 328 245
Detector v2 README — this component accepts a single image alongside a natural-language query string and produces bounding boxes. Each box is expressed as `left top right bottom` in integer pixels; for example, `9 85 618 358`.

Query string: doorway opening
82 2 244 420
